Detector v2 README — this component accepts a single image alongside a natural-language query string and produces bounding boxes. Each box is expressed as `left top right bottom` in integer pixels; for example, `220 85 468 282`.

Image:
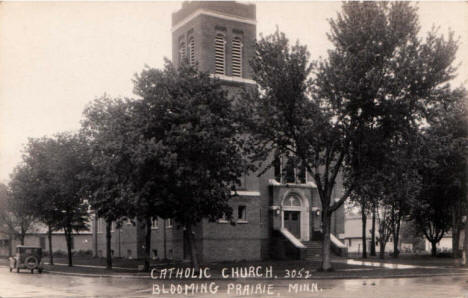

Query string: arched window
283 195 301 207
214 33 226 74
179 41 186 64
188 36 195 66
232 36 243 77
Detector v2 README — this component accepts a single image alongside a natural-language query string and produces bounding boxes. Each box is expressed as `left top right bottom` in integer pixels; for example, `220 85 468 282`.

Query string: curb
43 262 139 271
44 270 150 279
4 262 467 281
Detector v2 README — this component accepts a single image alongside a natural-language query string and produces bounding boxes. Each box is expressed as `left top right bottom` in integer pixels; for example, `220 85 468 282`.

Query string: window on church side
274 154 306 184
217 212 228 224
188 36 195 66
232 37 242 77
215 33 226 74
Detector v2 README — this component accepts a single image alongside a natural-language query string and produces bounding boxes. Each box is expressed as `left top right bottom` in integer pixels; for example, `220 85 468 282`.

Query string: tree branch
328 185 353 214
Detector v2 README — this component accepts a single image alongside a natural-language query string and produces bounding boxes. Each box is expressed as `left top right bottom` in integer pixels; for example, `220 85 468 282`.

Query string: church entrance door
284 211 301 239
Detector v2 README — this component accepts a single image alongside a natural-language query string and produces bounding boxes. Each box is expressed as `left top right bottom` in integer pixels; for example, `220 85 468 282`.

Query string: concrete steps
302 241 322 259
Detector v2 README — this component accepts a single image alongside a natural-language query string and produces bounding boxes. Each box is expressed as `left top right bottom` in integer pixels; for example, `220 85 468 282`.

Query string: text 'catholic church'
92 1 346 262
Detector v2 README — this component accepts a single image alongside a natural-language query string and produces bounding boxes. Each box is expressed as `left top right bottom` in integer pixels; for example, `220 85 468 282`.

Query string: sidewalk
2 256 467 280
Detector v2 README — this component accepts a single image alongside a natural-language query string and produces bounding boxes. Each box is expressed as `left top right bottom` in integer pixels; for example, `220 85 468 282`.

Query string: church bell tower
171 1 257 87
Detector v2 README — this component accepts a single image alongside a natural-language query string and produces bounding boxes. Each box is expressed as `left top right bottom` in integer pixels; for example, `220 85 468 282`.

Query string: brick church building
92 1 346 263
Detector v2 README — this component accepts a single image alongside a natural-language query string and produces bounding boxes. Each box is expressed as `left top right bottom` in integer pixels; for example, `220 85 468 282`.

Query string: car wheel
24 256 39 270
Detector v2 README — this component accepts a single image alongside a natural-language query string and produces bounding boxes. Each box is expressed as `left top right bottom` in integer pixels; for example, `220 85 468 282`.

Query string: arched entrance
281 192 310 241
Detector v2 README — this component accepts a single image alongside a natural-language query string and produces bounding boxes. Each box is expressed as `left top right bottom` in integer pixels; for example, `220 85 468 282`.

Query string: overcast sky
1 1 467 183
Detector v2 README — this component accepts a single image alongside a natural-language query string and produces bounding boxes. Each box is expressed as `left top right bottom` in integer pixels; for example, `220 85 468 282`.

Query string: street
1 267 468 297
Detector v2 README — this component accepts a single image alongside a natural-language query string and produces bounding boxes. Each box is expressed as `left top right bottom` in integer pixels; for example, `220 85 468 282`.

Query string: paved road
1 267 468 297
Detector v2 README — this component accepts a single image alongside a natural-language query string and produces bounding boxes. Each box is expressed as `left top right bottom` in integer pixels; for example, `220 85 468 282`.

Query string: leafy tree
346 128 385 259
81 96 136 269
18 134 90 266
399 220 425 253
244 2 462 269
432 91 467 258
133 61 250 269
0 180 36 251
241 30 352 271
17 137 66 265
376 203 393 259
0 183 13 256
370 205 377 256
411 91 467 257
90 91 171 271
411 184 450 257
4 168 37 246
320 1 461 260
384 134 422 257
49 134 90 267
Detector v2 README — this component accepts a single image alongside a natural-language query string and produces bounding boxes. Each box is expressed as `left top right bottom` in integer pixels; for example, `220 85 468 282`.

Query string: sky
0 1 467 183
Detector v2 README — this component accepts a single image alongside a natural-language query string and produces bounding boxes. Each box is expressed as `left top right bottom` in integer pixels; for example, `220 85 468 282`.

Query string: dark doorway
284 211 300 239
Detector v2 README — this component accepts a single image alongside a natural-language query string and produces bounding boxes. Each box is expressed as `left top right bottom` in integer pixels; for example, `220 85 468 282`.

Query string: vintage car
9 245 44 273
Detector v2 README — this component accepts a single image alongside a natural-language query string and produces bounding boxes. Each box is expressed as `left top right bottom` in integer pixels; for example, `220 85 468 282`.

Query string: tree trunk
379 240 386 259
320 212 333 271
8 232 13 257
452 206 460 258
454 228 461 258
370 207 376 257
105 219 112 269
93 215 98 258
186 223 200 270
20 225 25 245
392 208 400 258
65 230 73 267
453 227 460 258
431 241 437 257
361 205 367 259
48 225 54 265
463 214 468 265
464 160 468 265
143 217 151 272
163 219 167 260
